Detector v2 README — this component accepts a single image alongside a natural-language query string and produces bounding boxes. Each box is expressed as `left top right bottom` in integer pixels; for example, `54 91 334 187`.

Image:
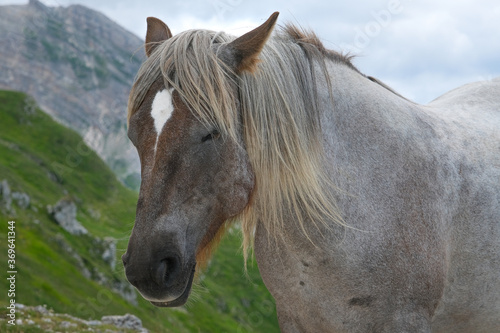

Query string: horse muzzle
122 232 196 307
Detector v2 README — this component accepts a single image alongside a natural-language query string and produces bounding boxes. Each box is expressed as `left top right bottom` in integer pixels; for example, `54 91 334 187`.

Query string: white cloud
1 0 499 103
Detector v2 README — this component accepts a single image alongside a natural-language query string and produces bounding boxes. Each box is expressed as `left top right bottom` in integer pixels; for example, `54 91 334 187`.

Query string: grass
0 90 279 332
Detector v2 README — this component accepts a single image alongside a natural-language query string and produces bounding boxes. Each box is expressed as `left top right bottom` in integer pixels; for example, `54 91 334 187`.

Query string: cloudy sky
2 0 499 103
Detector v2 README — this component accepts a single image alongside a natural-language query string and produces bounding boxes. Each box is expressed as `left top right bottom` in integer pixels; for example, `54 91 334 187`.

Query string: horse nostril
155 259 167 286
155 256 180 287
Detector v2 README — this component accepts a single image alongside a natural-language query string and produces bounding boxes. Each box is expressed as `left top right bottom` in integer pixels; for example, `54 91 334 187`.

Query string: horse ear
145 17 173 57
221 12 279 73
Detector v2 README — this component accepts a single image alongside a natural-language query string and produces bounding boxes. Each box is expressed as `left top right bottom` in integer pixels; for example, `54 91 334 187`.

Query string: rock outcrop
101 313 145 331
0 179 31 214
101 236 117 270
5 304 148 332
47 198 88 235
11 191 30 209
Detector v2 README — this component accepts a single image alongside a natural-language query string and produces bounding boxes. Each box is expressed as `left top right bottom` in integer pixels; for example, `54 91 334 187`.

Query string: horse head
122 13 278 307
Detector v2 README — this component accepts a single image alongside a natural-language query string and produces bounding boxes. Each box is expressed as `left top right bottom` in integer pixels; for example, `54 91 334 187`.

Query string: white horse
123 12 500 332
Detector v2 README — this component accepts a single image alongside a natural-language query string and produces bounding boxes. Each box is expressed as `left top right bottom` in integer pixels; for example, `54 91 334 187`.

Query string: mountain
0 90 279 332
0 0 142 188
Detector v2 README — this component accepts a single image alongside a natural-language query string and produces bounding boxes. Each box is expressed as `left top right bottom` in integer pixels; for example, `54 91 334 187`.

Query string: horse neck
321 62 425 159
319 62 440 228
327 62 420 133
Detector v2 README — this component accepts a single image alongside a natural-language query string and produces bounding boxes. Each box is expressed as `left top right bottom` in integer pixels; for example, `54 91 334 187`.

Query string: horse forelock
127 29 237 131
128 25 347 263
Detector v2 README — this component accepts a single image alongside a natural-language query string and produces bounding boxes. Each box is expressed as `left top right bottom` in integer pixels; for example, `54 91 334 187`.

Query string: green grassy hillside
0 90 279 332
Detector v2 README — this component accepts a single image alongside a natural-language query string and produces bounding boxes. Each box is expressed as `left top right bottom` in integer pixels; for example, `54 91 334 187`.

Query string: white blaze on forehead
151 88 175 135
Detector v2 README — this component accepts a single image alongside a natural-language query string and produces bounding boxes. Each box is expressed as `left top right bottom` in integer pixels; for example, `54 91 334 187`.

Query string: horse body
123 13 500 332
254 62 500 332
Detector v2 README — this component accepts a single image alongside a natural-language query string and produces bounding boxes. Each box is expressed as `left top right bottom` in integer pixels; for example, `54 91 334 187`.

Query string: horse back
429 77 500 111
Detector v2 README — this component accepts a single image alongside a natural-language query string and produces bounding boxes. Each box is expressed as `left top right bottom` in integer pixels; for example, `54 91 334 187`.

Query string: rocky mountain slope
0 0 142 188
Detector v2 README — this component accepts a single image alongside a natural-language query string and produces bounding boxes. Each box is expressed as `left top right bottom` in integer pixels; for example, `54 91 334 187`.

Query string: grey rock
33 305 49 315
59 321 77 328
48 199 87 235
11 191 30 209
101 313 146 331
101 237 117 270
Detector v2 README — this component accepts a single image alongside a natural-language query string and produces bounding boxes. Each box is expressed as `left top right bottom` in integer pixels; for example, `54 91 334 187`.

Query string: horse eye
201 131 220 143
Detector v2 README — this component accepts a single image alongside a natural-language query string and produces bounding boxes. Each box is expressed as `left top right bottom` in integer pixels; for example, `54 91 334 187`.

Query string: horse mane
128 24 349 262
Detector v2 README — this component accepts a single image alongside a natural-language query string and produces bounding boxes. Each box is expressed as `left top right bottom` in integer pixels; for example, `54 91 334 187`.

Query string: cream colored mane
128 25 350 259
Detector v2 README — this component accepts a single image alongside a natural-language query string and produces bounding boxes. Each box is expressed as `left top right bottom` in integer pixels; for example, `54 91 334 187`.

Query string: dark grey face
122 78 254 306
